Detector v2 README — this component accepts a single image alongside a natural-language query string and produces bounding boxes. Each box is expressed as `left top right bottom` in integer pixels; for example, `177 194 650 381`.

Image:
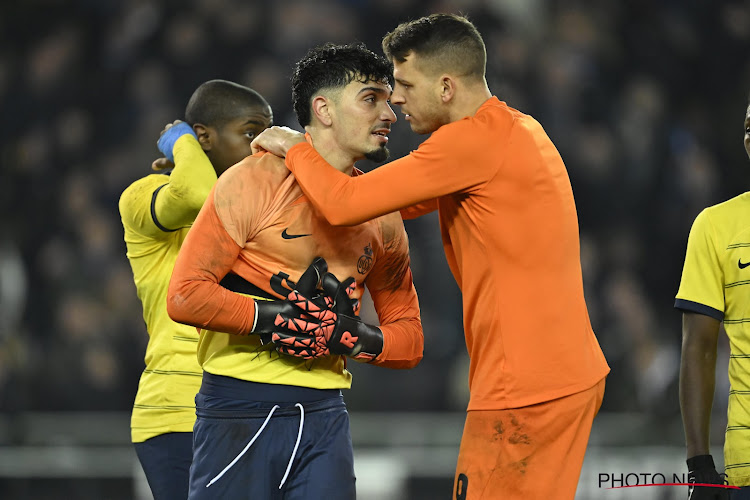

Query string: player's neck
448 81 492 123
306 130 355 176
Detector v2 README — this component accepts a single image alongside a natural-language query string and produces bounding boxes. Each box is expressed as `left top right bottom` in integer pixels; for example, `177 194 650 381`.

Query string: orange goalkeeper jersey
167 152 423 389
286 97 609 409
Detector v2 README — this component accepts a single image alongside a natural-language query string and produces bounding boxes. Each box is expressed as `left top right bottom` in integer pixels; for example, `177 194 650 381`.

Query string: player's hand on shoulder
250 126 306 158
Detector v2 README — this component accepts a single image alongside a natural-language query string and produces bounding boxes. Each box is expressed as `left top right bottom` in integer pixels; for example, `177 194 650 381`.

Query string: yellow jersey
119 135 216 442
676 192 750 485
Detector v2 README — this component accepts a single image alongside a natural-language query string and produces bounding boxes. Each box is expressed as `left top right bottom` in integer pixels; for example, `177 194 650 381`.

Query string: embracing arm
286 133 482 226
400 199 439 220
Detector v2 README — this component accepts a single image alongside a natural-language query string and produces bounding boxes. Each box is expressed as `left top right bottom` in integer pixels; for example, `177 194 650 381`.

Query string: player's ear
440 75 455 103
193 123 212 152
311 96 333 127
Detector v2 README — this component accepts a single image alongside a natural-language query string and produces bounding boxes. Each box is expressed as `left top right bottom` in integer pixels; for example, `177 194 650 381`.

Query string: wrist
350 322 383 361
157 122 198 162
287 141 311 162
687 454 715 471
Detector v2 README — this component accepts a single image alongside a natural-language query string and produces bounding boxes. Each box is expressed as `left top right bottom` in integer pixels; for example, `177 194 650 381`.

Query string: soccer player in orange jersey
166 43 423 499
251 14 610 500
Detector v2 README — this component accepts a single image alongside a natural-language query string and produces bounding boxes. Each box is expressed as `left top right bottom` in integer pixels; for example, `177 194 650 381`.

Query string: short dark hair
292 43 393 128
382 13 486 79
185 80 269 128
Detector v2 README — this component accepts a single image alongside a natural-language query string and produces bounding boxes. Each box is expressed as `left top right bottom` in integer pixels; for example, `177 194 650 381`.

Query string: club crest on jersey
357 243 374 274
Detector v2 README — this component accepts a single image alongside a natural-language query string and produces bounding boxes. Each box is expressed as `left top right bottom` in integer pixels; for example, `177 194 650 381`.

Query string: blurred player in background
166 43 423 499
676 97 750 499
119 80 272 499
252 13 610 500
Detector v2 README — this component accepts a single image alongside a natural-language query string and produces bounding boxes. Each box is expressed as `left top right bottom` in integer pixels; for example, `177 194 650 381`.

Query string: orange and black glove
251 257 328 342
273 266 381 361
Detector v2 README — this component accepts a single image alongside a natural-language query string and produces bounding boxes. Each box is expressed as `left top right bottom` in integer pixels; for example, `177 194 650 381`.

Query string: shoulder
705 192 750 214
693 193 750 237
119 174 170 212
215 153 291 195
375 211 407 247
429 97 516 149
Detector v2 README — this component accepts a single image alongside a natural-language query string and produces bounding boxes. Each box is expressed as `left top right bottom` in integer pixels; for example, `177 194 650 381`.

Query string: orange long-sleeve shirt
286 97 609 409
167 152 423 388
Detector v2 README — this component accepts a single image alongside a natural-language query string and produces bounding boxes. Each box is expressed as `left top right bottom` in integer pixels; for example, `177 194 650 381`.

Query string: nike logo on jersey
739 259 750 269
281 228 311 240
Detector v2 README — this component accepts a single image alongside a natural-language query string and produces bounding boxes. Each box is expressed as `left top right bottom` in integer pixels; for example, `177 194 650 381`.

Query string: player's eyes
245 131 256 139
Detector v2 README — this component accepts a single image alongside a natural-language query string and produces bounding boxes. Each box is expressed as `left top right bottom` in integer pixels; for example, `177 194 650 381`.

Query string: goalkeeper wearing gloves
165 43 423 500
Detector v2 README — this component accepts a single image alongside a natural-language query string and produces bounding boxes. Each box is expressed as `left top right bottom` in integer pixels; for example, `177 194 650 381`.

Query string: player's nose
381 103 397 123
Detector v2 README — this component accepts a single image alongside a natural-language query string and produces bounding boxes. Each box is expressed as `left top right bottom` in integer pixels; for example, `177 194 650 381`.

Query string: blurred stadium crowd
1 0 750 442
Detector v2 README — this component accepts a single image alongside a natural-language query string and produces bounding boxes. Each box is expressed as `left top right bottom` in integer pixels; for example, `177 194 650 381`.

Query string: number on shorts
455 473 468 500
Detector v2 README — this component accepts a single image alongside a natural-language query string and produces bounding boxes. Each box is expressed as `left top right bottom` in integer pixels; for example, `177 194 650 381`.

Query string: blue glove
157 122 197 162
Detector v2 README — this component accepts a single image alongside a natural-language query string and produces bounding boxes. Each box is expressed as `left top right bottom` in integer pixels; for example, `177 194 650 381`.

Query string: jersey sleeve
167 185 258 335
675 209 725 320
151 134 218 232
400 199 439 220
119 175 169 241
286 119 500 226
365 213 423 369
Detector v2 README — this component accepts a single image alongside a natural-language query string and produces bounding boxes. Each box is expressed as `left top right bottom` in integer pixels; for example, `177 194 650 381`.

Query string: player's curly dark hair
185 80 270 128
292 42 393 128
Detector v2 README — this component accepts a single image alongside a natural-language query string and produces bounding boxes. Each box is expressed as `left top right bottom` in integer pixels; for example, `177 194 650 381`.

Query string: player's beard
365 145 390 163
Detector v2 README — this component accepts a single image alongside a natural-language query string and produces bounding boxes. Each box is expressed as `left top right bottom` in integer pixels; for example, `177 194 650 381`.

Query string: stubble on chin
364 145 390 163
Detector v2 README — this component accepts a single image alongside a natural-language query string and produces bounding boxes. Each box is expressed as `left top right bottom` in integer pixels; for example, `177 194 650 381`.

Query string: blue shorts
188 373 356 500
134 431 193 500
733 486 750 499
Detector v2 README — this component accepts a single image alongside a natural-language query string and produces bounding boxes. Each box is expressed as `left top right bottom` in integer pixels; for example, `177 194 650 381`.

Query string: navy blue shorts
733 486 750 499
188 373 356 500
134 431 193 500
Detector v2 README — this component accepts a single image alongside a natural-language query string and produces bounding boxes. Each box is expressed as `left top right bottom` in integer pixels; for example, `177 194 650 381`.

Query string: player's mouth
371 127 391 143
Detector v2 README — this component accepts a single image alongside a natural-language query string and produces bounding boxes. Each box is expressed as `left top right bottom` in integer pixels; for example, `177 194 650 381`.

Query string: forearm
372 317 424 369
154 135 217 229
166 197 256 334
679 312 721 457
400 200 439 220
287 143 457 226
167 273 257 335
680 347 717 457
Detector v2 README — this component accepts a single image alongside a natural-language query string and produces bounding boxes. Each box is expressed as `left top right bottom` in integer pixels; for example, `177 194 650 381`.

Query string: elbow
319 202 363 226
166 284 196 327
183 188 211 215
326 211 358 227
402 352 423 369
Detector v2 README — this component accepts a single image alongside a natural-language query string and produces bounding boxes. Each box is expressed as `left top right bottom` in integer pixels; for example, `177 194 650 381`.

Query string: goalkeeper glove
157 121 197 163
687 455 730 500
274 272 383 361
251 257 328 340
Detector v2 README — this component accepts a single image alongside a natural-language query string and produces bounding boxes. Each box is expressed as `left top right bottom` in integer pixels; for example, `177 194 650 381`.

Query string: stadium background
1 0 749 498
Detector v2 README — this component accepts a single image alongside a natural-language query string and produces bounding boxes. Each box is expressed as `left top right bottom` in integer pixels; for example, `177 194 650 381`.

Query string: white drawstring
206 404 280 488
205 402 306 490
278 403 305 489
